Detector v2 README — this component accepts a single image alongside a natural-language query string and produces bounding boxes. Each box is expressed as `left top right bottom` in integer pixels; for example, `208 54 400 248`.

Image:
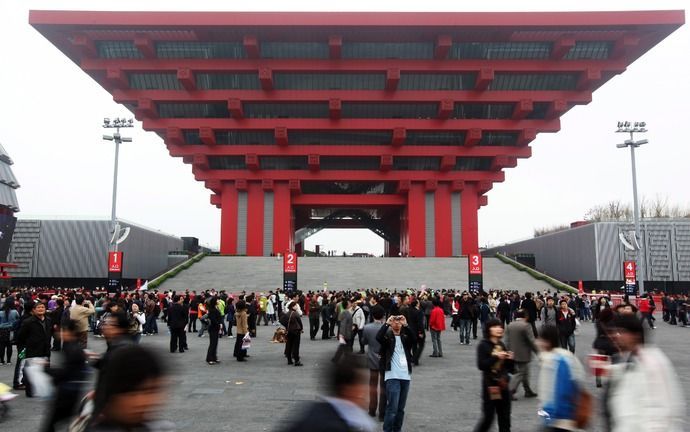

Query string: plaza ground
1 316 688 431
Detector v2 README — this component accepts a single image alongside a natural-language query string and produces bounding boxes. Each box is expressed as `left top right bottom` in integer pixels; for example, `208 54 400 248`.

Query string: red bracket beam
70 33 96 57
512 99 533 119
464 128 482 147
135 98 157 121
550 37 576 60
438 100 454 119
577 69 601 90
243 35 259 58
546 99 567 119
440 155 456 171
329 35 342 59
386 69 400 91
199 127 216 145
82 58 628 74
259 68 273 90
392 127 406 146
329 99 342 119
177 68 196 90
228 98 244 118
517 128 537 146
380 155 393 171
105 68 128 89
246 154 259 170
113 89 594 105
166 143 533 159
275 127 288 145
133 34 155 58
435 35 452 59
491 155 518 170
193 169 506 183
143 118 562 133
308 154 320 171
475 68 494 91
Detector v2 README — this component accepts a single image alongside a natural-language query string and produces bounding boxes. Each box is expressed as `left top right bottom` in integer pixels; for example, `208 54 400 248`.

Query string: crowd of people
0 285 686 431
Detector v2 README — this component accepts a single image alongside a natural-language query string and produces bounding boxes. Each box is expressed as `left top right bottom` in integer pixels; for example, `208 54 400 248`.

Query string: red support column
461 182 479 255
220 182 238 255
246 181 264 256
434 182 452 257
273 181 292 255
407 182 426 257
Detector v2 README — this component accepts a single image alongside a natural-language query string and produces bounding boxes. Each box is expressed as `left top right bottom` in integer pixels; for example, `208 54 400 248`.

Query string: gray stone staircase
158 256 554 294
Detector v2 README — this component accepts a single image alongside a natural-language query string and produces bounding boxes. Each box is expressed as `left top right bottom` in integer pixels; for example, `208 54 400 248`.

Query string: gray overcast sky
0 0 687 255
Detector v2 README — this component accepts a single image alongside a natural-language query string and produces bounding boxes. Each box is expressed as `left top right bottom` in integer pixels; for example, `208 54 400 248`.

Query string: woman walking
206 298 222 365
284 302 303 366
0 299 19 365
474 318 514 432
233 301 248 362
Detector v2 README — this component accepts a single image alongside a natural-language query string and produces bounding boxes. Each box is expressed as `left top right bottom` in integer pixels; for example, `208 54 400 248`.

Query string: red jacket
429 306 446 332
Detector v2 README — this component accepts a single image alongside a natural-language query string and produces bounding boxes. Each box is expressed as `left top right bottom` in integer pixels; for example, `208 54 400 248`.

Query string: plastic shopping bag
241 333 251 350
24 357 54 399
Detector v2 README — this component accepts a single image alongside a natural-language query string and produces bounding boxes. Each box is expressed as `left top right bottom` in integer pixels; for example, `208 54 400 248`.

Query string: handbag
574 387 593 429
241 333 251 350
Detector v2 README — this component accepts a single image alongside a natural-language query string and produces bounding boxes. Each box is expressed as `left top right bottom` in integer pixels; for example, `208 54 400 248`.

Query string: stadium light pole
616 121 648 296
102 117 134 252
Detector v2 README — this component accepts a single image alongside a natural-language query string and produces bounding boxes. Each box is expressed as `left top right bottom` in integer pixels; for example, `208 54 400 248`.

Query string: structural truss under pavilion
30 10 684 256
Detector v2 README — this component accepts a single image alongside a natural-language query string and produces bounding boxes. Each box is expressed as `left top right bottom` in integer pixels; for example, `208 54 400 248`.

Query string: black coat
476 339 514 392
521 298 538 323
280 401 352 432
167 303 188 329
376 323 415 374
16 315 52 358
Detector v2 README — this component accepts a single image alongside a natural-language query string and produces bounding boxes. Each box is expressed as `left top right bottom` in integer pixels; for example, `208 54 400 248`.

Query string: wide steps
158 256 553 294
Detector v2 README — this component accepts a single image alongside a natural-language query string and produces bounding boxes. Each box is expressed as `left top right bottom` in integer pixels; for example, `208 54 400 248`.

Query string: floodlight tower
616 121 648 296
102 118 134 252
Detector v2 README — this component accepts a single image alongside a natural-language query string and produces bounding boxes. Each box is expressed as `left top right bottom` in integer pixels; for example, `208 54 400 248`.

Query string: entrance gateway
30 10 683 256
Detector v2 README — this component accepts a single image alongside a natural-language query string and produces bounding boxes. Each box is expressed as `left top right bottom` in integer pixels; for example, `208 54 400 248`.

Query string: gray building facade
485 219 690 291
9 218 184 283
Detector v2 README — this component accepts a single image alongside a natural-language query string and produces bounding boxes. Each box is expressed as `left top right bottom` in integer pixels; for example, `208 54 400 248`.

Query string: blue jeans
384 379 410 432
459 319 471 344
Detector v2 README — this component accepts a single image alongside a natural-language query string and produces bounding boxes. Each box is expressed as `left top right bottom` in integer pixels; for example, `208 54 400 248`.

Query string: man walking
458 292 473 345
377 314 415 432
16 302 52 397
69 295 95 349
504 309 538 400
428 298 445 358
167 295 187 353
362 305 386 421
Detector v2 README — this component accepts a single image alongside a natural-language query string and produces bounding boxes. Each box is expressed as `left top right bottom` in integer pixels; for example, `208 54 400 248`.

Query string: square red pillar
461 182 479 255
245 181 264 256
434 182 453 257
220 182 239 255
273 181 292 255
407 182 426 257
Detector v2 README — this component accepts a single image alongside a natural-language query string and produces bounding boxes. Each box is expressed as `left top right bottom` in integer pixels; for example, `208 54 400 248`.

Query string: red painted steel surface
29 10 684 257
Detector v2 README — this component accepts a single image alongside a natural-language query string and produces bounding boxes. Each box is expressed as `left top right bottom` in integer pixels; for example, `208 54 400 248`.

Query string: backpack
127 312 139 335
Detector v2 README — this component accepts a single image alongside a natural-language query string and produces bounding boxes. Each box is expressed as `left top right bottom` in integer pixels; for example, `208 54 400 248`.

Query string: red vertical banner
578 280 584 294
284 252 298 273
108 252 123 273
283 251 298 293
107 251 124 293
468 253 483 293
623 261 637 296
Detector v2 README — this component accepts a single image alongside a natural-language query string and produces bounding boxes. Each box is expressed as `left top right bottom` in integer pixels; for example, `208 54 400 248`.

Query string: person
407 300 425 366
332 298 353 363
285 301 304 366
129 303 146 344
70 295 95 349
556 299 576 353
206 298 222 365
592 307 616 388
458 292 473 345
16 301 52 398
520 292 538 337
474 318 514 432
308 296 321 340
41 319 87 432
187 295 199 333
233 300 249 362
605 314 685 432
87 345 174 431
50 298 65 351
167 295 187 353
536 325 586 432
504 309 538 400
540 297 558 329
0 299 19 365
197 296 208 337
428 298 445 358
637 295 655 329
320 297 332 340
279 353 376 432
377 314 414 432
361 305 386 421
352 298 366 354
